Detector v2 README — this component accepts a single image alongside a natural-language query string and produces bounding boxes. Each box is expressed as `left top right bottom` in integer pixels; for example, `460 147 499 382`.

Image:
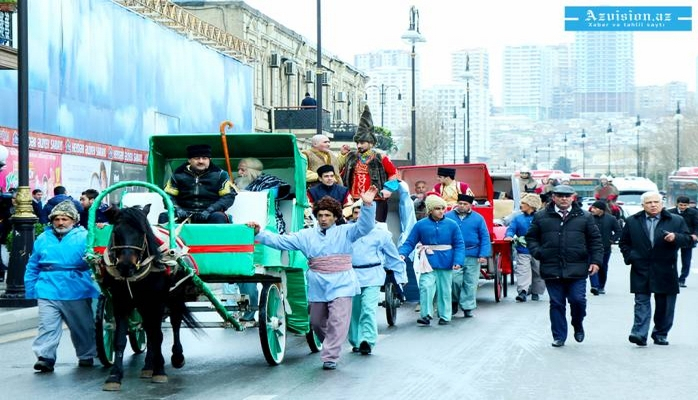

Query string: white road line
242 396 277 400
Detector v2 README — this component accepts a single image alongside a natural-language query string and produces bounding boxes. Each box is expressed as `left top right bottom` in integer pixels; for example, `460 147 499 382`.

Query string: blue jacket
24 226 100 300
446 210 492 259
40 194 84 224
80 203 110 228
399 216 465 270
505 212 535 254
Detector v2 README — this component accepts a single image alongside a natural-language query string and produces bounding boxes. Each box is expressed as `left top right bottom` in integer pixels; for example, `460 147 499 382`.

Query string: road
1 251 697 399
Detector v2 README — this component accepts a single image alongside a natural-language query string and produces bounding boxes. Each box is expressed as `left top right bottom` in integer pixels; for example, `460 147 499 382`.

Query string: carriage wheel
306 329 323 353
493 254 503 303
95 295 115 367
127 308 147 354
258 283 286 366
498 255 508 298
384 281 400 327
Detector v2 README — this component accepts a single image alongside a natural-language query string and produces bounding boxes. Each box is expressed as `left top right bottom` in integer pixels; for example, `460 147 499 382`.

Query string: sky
243 0 697 106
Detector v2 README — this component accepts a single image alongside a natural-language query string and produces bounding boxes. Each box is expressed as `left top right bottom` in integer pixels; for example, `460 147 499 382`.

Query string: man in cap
446 194 491 317
25 200 101 372
159 144 236 224
303 134 343 188
433 167 474 207
399 194 465 326
504 193 546 302
525 185 603 347
307 165 350 207
667 196 698 288
588 200 622 295
340 105 398 222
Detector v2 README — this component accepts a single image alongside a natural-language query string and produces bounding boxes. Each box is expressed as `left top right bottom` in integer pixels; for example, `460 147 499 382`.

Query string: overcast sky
244 0 697 105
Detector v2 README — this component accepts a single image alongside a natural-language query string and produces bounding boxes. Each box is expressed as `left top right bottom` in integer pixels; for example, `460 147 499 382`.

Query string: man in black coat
667 196 698 287
526 185 603 347
588 200 622 295
620 191 692 346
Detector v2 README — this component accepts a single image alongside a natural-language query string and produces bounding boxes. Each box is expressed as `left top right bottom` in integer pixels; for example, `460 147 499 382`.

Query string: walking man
667 195 698 287
620 191 692 346
446 194 491 317
588 200 622 295
526 185 603 347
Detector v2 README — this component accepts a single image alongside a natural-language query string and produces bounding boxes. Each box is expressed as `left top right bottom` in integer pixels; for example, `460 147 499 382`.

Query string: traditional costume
433 167 475 207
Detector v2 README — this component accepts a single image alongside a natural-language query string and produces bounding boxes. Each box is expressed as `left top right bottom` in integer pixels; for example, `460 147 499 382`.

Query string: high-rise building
549 44 575 120
573 31 635 116
452 48 489 88
502 45 553 120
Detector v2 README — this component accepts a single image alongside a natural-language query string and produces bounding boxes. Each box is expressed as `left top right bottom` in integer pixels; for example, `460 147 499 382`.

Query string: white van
612 177 659 217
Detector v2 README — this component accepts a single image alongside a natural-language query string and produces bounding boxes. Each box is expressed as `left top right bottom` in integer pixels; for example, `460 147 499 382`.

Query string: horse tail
168 295 206 338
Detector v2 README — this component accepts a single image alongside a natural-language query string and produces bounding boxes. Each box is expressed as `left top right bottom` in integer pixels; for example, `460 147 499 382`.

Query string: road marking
0 328 37 344
242 396 277 400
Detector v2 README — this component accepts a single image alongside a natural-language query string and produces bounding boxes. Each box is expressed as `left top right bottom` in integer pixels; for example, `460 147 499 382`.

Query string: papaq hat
49 200 79 222
437 167 456 179
353 105 377 144
457 194 475 204
186 144 212 159
316 164 335 176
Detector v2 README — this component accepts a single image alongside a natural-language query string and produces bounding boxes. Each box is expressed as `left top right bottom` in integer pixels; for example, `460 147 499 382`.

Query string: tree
553 157 571 173
374 126 398 154
415 104 447 165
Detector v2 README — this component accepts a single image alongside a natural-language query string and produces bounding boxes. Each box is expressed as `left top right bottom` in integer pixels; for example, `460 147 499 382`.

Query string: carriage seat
493 199 515 220
120 192 166 225
226 191 269 227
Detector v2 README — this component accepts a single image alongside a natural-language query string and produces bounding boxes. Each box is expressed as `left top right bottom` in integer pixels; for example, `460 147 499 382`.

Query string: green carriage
86 132 321 367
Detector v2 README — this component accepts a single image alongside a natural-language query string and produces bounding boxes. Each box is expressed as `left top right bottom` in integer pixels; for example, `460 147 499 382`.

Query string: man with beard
159 144 236 224
340 105 398 222
303 134 343 187
24 201 101 372
236 157 292 234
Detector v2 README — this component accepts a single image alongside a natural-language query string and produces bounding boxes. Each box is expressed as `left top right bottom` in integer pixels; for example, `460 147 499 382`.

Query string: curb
0 307 39 336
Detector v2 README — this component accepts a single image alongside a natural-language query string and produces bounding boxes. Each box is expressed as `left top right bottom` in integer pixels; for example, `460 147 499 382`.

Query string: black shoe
590 287 599 295
598 288 606 294
359 341 372 355
438 318 449 326
452 302 459 315
33 357 55 372
574 331 585 343
679 281 687 288
463 310 473 318
322 361 337 370
426 315 433 320
516 290 527 302
417 317 431 325
78 358 94 367
531 293 540 301
651 334 669 345
351 347 360 353
628 334 647 346
551 340 565 347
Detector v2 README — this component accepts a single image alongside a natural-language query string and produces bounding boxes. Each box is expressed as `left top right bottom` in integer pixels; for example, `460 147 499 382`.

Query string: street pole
581 129 586 176
380 84 385 127
563 132 567 172
675 102 682 171
401 6 424 165
635 115 641 176
452 106 456 163
1 0 37 307
466 70 471 163
315 0 322 137
607 123 613 175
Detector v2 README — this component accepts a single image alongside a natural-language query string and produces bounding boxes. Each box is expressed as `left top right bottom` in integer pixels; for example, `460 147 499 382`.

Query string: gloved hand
198 209 212 222
175 208 189 220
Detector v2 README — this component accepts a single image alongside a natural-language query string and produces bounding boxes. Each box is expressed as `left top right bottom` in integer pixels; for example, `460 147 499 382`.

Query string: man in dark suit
32 189 43 217
667 195 698 287
620 191 692 346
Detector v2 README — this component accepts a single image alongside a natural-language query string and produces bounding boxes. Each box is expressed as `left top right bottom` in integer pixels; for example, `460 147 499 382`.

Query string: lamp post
535 146 539 167
401 5 425 165
563 132 568 172
581 129 586 176
365 84 401 127
606 123 613 175
635 115 641 176
675 101 683 171
462 55 473 163
452 106 457 163
314 0 323 137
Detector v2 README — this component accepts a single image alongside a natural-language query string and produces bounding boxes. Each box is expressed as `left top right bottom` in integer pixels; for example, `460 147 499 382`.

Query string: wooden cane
219 120 235 180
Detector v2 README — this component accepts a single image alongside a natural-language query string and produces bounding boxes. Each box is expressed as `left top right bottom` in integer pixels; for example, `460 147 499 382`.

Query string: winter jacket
593 212 621 252
164 162 236 213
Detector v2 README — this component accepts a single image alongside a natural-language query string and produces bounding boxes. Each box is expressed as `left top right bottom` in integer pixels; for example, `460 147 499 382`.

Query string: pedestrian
399 194 464 326
620 191 692 346
348 220 406 355
504 193 546 302
78 188 110 229
446 194 491 317
525 185 603 347
340 105 399 222
301 92 317 108
32 188 43 217
24 200 101 372
40 186 83 224
246 186 379 370
588 200 621 295
518 167 541 194
433 167 474 207
159 144 236 224
667 195 698 288
302 134 343 187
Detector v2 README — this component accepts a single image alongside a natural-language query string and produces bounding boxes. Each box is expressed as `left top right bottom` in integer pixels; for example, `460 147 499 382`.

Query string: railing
273 107 331 132
0 11 12 47
329 121 358 142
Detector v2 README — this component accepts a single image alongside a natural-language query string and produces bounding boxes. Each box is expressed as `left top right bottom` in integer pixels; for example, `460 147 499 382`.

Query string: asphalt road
1 250 698 400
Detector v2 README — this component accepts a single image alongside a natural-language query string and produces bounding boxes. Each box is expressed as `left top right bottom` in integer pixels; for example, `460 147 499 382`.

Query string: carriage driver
158 144 237 224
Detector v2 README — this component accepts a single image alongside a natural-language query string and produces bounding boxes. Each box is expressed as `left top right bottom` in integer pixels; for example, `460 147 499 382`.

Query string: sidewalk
0 280 40 336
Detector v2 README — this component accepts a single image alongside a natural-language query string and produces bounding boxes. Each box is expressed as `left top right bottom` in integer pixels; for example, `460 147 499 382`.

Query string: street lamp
675 101 683 171
314 0 323 138
581 129 587 176
452 106 457 163
462 55 474 163
606 123 613 175
401 5 425 165
365 84 401 127
635 115 641 176
563 131 568 171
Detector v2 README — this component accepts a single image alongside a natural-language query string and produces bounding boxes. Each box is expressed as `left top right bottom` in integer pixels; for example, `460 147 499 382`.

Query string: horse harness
102 234 166 283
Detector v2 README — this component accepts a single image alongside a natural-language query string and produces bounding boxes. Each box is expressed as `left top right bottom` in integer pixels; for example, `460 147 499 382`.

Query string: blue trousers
589 251 611 289
32 299 97 362
631 293 677 339
348 286 380 348
545 278 587 342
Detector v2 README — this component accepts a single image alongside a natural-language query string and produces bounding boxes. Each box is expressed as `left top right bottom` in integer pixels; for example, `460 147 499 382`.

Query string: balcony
0 9 17 70
271 106 332 138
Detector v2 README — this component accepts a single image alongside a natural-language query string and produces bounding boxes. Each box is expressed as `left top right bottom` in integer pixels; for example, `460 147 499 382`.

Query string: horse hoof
151 374 168 384
103 382 122 391
140 369 153 379
171 355 185 369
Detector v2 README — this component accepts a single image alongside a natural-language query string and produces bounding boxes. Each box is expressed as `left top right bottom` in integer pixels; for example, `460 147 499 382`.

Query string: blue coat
24 226 100 300
505 212 535 254
399 216 465 269
446 210 492 259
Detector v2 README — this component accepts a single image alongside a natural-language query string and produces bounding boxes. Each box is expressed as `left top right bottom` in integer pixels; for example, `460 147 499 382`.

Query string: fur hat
186 144 212 159
591 200 608 211
49 200 79 222
424 194 447 213
316 164 335 176
457 194 475 204
520 193 543 211
437 167 456 179
353 105 377 144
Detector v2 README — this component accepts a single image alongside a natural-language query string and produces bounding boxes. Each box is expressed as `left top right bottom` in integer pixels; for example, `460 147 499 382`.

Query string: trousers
309 297 353 363
348 286 380 348
32 298 97 362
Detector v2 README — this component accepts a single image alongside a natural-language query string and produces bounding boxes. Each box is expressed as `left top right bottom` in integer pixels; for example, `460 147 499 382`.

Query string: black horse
101 204 202 391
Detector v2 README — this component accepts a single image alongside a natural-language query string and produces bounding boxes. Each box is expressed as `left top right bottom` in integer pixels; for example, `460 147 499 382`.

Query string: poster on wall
0 147 61 194
108 161 147 205
60 154 110 203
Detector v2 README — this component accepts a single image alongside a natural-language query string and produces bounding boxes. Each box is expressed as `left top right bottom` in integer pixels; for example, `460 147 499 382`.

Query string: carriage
397 163 513 302
85 132 323 370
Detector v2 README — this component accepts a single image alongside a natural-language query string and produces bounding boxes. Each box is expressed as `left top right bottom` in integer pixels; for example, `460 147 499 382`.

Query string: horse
99 204 202 391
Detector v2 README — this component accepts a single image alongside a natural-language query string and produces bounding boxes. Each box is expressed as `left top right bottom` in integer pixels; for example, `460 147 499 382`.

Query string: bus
667 167 698 205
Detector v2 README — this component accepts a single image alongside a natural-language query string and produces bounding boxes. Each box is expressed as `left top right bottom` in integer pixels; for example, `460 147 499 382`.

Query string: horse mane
114 206 162 262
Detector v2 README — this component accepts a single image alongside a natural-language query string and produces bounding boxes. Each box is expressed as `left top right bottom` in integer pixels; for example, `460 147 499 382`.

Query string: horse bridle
103 235 159 282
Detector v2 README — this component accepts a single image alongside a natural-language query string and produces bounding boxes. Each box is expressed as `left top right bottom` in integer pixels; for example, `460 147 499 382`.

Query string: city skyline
243 0 697 106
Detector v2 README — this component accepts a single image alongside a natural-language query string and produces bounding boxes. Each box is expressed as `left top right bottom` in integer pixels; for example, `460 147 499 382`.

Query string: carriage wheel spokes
384 281 400 327
96 295 116 367
258 282 287 365
493 254 503 303
128 309 147 354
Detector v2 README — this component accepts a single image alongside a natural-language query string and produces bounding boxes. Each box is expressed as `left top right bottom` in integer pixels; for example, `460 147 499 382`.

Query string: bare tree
415 104 447 165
